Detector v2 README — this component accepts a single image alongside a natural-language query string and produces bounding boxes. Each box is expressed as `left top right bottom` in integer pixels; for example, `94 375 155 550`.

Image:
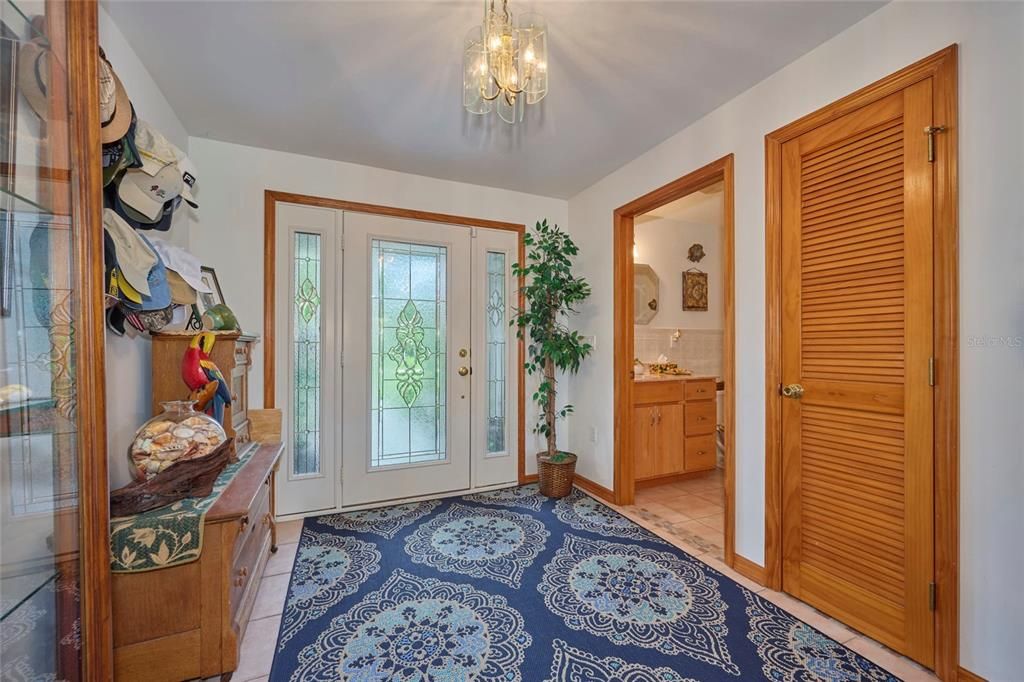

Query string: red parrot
182 332 232 423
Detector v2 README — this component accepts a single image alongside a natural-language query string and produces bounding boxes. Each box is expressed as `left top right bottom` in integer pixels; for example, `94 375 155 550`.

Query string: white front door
275 204 518 515
341 212 473 506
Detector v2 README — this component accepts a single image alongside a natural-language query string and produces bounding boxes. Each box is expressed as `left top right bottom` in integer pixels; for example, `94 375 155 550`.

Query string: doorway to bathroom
612 155 739 569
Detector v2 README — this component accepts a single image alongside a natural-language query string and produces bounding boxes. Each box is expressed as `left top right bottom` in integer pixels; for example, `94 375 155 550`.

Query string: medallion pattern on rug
270 486 905 681
289 569 530 682
540 534 739 675
278 529 381 647
318 499 440 539
555 489 669 544
545 639 698 682
744 591 899 682
405 502 549 587
465 483 546 511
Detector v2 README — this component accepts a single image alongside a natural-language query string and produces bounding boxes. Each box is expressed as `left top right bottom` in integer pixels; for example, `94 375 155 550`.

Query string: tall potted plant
512 219 593 498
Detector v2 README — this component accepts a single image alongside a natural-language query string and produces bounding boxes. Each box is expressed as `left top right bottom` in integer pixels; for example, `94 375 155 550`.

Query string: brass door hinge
924 125 947 163
929 582 936 611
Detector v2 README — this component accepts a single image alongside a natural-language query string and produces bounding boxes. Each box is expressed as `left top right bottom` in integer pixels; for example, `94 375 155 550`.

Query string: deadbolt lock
781 383 805 399
458 348 469 358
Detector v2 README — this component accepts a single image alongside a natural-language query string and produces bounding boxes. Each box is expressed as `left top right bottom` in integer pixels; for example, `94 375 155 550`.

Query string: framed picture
682 269 708 311
197 266 225 314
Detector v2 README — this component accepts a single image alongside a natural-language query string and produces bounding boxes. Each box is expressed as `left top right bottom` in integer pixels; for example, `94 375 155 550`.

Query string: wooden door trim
262 191 529 483
764 45 958 679
612 154 738 566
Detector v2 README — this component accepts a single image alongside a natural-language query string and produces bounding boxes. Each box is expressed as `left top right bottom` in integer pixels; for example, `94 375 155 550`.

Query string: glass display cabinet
0 0 110 678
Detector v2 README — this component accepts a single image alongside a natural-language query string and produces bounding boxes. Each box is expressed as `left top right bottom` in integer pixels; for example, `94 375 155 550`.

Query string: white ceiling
638 182 723 226
103 1 883 199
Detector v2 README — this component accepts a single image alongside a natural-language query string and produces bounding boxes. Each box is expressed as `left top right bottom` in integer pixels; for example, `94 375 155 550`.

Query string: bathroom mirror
634 264 660 325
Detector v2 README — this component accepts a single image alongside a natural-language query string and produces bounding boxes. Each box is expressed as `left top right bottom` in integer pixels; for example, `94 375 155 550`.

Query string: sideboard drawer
684 401 716 435
230 484 271 618
633 380 684 405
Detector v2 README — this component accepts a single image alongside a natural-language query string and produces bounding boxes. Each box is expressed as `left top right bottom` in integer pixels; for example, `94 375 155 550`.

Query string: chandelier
463 0 548 124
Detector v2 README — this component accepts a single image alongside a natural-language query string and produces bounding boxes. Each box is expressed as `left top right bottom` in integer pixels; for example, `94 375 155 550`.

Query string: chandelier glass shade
463 0 548 124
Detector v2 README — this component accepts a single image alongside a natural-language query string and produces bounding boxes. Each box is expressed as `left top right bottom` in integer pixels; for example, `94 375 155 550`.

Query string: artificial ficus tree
511 219 593 462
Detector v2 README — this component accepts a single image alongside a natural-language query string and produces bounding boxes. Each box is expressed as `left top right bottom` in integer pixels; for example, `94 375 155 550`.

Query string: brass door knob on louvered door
781 383 804 399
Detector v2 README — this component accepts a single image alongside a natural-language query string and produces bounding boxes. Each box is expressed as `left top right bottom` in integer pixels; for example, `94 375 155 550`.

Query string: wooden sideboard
112 442 283 681
151 331 258 443
633 377 718 481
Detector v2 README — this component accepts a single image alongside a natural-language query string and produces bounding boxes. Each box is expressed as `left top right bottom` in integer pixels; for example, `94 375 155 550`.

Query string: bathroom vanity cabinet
633 377 718 481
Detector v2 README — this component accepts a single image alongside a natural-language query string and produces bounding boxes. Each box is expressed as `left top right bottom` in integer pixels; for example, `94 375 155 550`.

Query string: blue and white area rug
269 485 898 681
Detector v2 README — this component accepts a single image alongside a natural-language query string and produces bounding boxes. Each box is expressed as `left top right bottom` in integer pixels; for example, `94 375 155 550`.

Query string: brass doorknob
781 383 805 399
458 366 470 377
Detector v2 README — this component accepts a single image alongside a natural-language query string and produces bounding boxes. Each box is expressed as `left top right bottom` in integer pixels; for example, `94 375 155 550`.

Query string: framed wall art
682 268 708 311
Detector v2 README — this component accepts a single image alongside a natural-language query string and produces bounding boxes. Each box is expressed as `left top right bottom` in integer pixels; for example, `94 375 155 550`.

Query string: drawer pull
697 450 706 455
239 567 248 577
234 576 243 587
698 416 707 421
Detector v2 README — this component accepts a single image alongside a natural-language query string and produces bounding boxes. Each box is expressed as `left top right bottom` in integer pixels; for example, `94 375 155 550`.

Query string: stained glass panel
292 232 322 476
486 251 506 454
371 240 447 468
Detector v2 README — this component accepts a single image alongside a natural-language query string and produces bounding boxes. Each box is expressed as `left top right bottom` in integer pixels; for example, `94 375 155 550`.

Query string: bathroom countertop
633 373 720 383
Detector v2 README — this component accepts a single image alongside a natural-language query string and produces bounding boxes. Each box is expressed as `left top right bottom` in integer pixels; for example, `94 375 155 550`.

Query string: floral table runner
110 442 256 573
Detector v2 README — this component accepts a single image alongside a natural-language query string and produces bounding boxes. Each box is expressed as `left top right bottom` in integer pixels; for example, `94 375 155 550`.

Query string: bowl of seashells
128 400 226 482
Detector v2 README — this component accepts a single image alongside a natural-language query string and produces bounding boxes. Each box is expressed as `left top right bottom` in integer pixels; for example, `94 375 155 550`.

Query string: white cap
134 120 179 176
103 209 156 296
145 237 212 294
118 164 183 222
176 153 199 208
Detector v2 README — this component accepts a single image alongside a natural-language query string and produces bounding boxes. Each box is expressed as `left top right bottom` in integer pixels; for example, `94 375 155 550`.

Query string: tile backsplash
634 327 723 378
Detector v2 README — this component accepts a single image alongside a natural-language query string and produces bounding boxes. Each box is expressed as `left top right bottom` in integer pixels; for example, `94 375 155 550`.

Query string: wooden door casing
779 82 935 664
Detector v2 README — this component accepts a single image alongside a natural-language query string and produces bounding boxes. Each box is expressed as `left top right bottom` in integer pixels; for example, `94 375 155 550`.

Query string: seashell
145 460 160 474
139 439 155 454
152 433 174 446
158 460 174 472
171 426 196 439
182 417 207 427
142 420 174 437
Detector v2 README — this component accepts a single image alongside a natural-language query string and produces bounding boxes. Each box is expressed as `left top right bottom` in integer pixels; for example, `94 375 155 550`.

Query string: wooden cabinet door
653 403 685 476
633 406 657 479
780 82 935 664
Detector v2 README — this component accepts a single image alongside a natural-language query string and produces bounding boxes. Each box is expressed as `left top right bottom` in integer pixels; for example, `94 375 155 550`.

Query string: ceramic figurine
181 331 232 424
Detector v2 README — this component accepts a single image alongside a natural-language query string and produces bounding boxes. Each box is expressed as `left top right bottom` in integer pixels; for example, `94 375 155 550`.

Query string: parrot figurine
181 332 232 424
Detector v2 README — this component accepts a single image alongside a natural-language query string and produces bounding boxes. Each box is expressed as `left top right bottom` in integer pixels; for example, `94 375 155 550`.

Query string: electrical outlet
589 426 598 443
585 335 597 351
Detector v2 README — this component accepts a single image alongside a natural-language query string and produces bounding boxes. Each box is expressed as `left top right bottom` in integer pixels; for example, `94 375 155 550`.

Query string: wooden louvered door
780 81 935 665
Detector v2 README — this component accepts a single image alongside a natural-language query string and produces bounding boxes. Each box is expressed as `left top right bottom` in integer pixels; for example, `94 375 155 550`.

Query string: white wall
566 2 1023 677
634 216 723 330
187 137 571 468
99 5 192 486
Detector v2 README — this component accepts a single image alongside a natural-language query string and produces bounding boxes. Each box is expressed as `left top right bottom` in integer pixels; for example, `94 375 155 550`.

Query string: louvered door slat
780 84 935 665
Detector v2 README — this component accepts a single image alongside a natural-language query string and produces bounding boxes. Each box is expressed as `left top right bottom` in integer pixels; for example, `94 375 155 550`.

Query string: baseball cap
136 234 172 311
117 163 183 222
134 120 179 176
97 50 132 144
146 237 212 294
166 270 198 305
105 180 176 232
102 208 156 296
176 154 199 209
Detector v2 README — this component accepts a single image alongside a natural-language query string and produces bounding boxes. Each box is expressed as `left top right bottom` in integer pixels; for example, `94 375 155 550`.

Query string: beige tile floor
230 485 937 682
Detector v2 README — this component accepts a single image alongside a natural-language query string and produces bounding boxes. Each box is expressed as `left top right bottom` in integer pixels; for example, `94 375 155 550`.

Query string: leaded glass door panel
274 203 339 516
342 212 472 506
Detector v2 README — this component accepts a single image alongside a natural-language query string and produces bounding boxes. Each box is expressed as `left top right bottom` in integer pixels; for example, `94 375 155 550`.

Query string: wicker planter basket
537 451 578 499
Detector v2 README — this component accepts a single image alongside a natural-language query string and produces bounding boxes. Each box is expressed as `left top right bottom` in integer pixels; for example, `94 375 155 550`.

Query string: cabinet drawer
684 379 716 401
633 380 684 406
684 434 716 471
684 402 716 435
230 495 271 617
